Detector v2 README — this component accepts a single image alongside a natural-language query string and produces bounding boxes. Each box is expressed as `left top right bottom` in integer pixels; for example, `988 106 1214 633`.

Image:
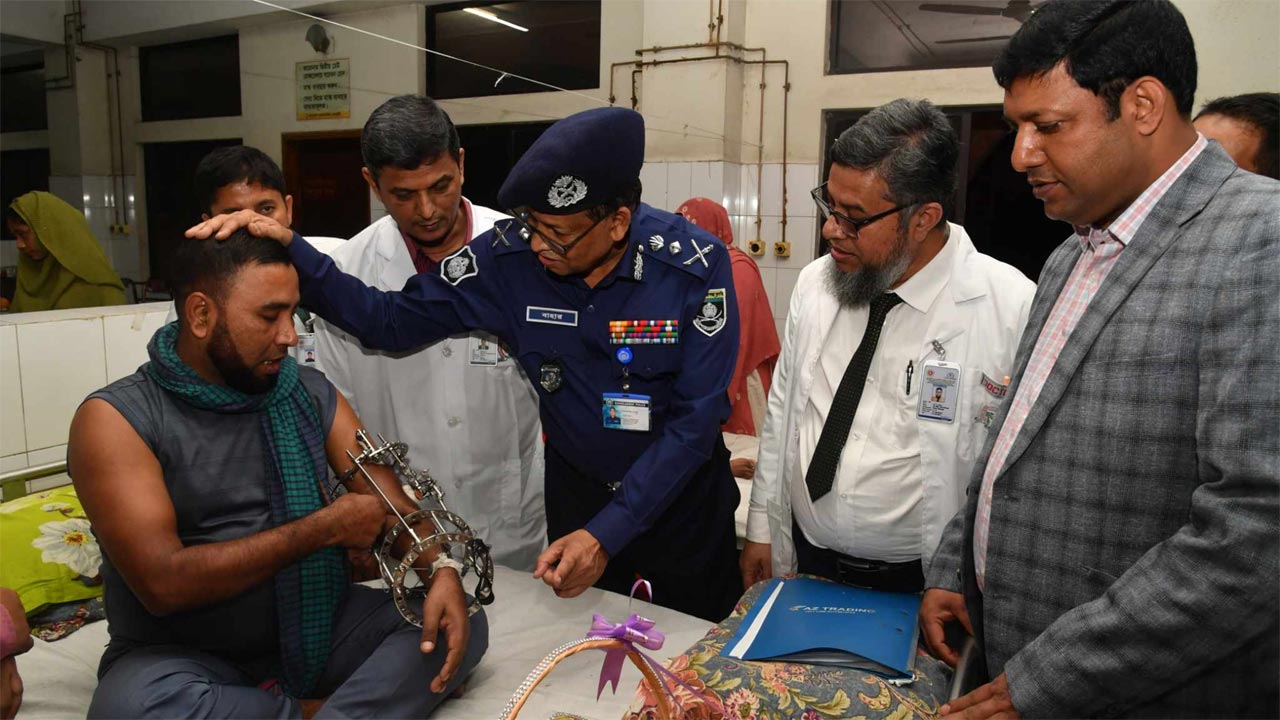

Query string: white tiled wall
641 160 822 330
0 303 171 474
370 187 388 224
0 325 25 459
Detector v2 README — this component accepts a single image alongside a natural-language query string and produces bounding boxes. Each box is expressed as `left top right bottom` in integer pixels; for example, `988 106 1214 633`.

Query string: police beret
497 107 644 215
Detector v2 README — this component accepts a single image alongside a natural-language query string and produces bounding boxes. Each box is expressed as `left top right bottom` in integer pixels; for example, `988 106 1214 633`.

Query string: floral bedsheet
623 577 951 720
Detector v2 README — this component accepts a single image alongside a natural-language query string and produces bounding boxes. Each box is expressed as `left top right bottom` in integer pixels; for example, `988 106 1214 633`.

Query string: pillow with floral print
0 485 102 616
623 576 951 720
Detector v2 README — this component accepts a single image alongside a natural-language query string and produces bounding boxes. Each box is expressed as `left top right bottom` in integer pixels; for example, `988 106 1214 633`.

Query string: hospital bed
18 565 714 719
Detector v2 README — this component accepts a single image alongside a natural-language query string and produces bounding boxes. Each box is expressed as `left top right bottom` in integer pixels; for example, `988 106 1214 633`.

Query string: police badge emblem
539 358 564 393
441 245 478 285
547 175 588 209
694 288 727 337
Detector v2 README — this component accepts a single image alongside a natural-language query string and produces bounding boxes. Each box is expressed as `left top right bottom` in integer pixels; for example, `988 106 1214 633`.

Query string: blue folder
722 577 921 681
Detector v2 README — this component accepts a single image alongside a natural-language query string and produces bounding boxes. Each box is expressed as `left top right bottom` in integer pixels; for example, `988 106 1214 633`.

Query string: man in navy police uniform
190 107 743 621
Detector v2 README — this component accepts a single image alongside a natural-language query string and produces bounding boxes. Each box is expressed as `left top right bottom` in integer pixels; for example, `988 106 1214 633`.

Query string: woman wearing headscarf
5 191 126 312
677 197 781 479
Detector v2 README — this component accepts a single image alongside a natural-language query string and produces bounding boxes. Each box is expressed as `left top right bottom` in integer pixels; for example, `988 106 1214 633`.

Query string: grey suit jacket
928 142 1279 718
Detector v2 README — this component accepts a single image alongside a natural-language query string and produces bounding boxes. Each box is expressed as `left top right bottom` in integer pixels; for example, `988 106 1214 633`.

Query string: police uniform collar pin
648 234 665 251
683 238 712 267
668 240 682 255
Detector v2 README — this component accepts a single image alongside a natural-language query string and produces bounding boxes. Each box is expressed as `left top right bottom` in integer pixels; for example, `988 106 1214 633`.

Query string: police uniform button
587 305 595 313
442 346 453 357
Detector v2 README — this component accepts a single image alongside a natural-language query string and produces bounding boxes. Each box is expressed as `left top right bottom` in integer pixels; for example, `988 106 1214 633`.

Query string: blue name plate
526 306 579 327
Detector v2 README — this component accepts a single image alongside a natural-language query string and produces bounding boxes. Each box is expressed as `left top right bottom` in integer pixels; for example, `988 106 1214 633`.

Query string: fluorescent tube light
462 7 529 32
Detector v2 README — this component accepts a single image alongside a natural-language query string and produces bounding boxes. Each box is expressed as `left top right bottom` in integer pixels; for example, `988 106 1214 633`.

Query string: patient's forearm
134 506 343 616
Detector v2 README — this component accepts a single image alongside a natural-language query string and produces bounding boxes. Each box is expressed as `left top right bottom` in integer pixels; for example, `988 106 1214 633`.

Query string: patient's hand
731 458 756 479
0 656 21 720
419 568 470 695
0 588 28 720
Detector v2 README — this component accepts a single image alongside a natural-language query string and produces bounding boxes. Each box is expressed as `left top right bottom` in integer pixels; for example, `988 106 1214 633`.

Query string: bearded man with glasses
190 107 745 622
741 99 1036 607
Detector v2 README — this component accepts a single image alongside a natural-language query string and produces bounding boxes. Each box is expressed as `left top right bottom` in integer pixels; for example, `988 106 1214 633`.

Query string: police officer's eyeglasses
811 182 909 239
507 210 608 257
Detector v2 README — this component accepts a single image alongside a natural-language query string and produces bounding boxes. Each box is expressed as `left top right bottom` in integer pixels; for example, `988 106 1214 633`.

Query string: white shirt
311 201 546 571
746 223 1036 576
792 234 955 562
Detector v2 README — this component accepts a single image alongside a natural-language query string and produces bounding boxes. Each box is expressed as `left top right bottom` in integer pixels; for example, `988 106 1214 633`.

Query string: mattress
18 565 715 719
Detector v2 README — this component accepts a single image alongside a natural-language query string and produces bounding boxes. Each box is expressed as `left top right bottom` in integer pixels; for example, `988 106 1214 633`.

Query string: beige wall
3 0 1277 275
23 0 1279 175
1181 0 1280 104
239 3 424 158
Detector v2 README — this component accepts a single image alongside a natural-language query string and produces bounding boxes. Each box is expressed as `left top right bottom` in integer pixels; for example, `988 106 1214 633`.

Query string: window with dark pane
140 35 241 121
828 0 1031 75
819 106 1069 280
427 1 600 99
1 47 48 133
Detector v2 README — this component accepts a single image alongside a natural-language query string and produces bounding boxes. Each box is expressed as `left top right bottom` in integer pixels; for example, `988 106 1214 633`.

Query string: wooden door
282 131 369 240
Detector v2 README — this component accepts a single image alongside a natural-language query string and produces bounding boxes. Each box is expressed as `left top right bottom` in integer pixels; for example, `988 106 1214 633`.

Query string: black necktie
805 292 904 502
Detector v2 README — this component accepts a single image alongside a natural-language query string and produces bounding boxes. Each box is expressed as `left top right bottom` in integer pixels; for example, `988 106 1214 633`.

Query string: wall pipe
609 49 791 245
73 1 127 228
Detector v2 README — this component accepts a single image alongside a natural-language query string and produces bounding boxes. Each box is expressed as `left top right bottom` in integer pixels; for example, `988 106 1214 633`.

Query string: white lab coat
748 224 1034 576
312 203 546 570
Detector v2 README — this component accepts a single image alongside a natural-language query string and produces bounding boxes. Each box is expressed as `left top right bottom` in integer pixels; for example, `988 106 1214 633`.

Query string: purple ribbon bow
586 612 665 698
581 580 723 716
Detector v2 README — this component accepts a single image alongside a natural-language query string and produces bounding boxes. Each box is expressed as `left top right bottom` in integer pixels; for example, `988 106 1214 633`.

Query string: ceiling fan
918 0 1038 24
918 1 1039 45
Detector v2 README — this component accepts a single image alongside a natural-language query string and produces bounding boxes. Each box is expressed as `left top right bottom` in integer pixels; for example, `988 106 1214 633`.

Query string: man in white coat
741 99 1034 593
313 95 545 570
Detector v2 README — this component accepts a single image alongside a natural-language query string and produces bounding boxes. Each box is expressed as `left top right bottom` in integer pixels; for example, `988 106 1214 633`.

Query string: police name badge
694 288 727 337
601 393 651 432
468 335 500 366
297 332 318 365
918 359 962 423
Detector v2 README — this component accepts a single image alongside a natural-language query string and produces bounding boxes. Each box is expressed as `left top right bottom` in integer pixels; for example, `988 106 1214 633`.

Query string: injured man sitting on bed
65 228 489 719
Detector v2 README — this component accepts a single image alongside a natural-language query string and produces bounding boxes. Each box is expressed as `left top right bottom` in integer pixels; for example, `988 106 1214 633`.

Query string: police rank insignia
547 175 588 209
539 358 564 393
694 288 727 337
648 234 665 251
441 245 478 285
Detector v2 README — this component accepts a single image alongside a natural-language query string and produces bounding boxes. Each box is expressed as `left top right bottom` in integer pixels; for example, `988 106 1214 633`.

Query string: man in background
311 95 546 571
741 98 1033 594
1194 92 1279 179
169 145 342 366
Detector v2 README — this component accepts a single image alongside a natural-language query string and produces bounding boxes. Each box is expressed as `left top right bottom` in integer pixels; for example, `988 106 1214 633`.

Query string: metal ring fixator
336 429 495 625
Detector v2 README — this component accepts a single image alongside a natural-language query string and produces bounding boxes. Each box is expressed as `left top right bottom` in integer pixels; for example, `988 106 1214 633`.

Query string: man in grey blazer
922 1 1279 718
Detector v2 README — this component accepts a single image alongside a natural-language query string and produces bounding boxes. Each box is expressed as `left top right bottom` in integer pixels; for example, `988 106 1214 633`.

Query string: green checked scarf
144 322 345 697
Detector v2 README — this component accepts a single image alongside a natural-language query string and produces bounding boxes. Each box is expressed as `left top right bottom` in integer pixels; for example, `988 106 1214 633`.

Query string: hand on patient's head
186 208 294 246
